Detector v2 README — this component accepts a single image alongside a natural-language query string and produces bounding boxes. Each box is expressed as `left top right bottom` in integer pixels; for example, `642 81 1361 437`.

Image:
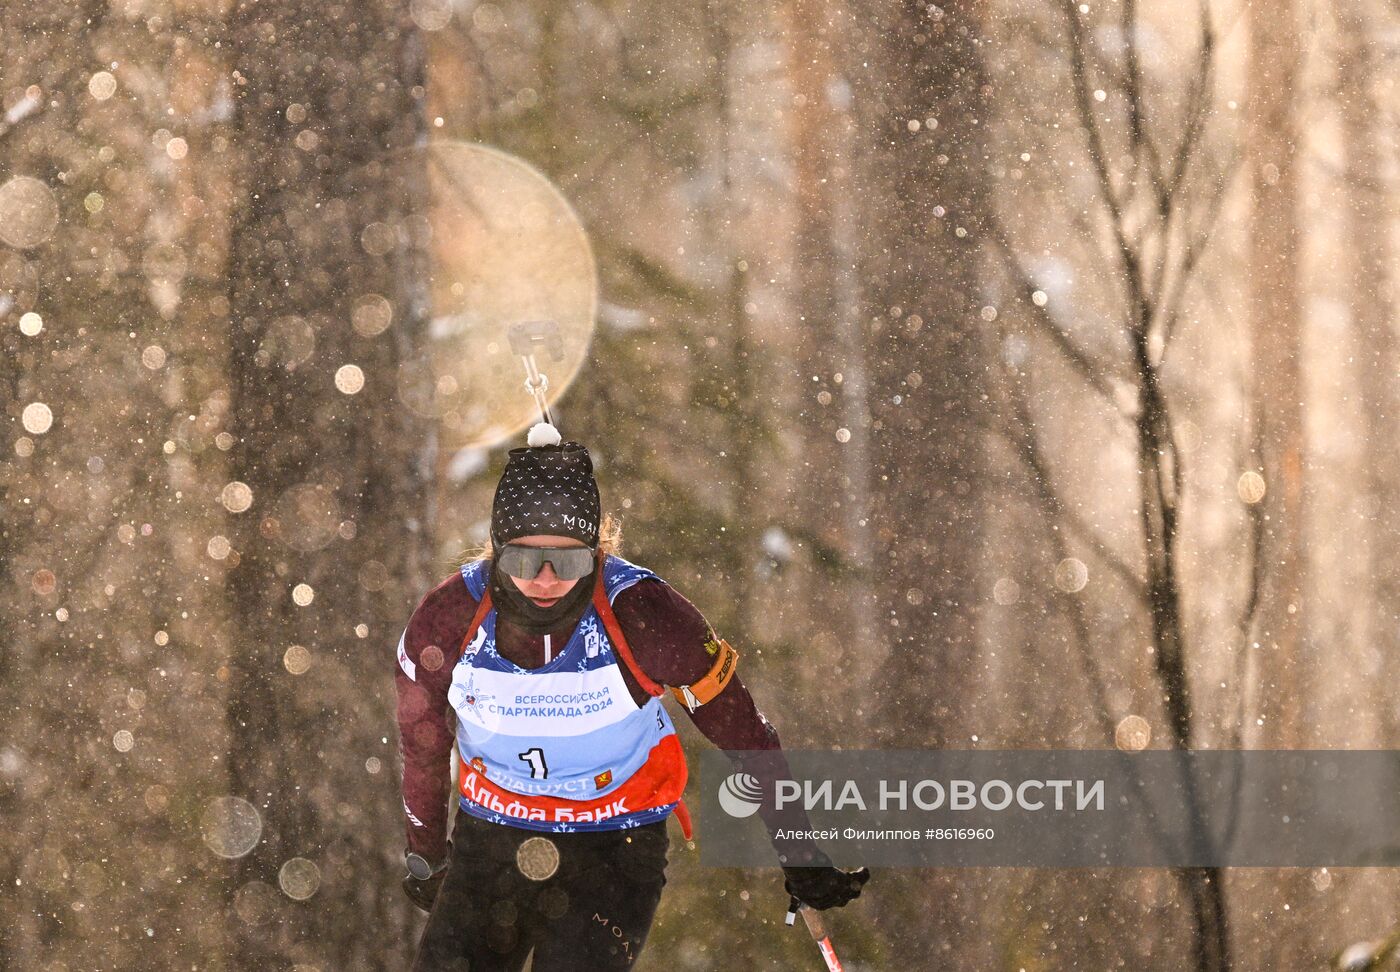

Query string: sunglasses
496 544 597 581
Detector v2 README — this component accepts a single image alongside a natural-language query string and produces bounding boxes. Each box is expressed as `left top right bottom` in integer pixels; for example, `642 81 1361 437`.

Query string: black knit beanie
490 439 601 549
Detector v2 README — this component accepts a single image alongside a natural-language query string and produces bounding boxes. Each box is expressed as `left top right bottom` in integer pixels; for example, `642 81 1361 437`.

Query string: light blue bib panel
450 555 687 832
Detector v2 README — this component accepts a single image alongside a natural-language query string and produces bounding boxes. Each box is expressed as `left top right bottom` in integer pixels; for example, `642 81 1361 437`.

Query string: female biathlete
394 429 868 970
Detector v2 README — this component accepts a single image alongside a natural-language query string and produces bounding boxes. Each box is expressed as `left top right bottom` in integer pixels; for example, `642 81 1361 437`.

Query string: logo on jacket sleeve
471 756 488 776
594 770 613 790
397 632 416 681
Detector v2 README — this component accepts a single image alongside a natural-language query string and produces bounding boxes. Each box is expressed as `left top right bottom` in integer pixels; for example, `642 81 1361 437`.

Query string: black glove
782 861 871 910
402 870 446 913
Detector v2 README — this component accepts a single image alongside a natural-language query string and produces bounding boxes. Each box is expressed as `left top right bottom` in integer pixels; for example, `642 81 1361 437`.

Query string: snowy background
2 0 1398 969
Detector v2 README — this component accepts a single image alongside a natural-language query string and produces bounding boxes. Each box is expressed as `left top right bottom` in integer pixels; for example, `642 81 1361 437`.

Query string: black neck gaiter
488 560 594 636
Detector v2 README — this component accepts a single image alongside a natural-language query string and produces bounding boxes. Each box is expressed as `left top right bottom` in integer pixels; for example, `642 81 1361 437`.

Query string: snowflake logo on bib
461 673 495 712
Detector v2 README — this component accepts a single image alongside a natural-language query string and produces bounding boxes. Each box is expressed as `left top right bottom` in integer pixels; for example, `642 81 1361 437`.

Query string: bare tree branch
994 355 1123 745
985 210 1129 408
1062 0 1130 232
1122 0 1171 212
1147 3 1219 317
1158 155 1238 356
1165 3 1216 200
1061 0 1152 341
980 406 1148 601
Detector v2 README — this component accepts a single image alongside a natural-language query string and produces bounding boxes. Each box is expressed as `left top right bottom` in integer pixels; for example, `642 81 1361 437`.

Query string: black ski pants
411 810 670 972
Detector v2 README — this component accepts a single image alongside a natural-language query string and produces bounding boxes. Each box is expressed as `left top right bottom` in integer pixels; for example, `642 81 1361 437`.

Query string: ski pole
787 895 844 972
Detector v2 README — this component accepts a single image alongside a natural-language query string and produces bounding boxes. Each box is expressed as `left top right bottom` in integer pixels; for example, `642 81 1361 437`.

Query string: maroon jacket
395 569 787 862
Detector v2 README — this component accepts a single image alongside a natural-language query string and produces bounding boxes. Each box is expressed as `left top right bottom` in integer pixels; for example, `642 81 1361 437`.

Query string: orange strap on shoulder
592 567 665 698
457 586 493 658
670 637 739 712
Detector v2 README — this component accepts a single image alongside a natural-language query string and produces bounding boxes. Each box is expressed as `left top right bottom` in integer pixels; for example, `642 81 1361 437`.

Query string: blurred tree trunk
782 0 878 715
0 3 241 967
852 0 992 963
1241 1 1311 968
224 2 431 967
856 0 989 763
1337 0 1398 747
155 7 245 967
1245 0 1307 750
698 0 765 640
0 8 89 966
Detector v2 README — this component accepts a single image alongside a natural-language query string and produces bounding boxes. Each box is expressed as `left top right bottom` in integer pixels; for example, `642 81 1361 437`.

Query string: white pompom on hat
526 422 563 447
